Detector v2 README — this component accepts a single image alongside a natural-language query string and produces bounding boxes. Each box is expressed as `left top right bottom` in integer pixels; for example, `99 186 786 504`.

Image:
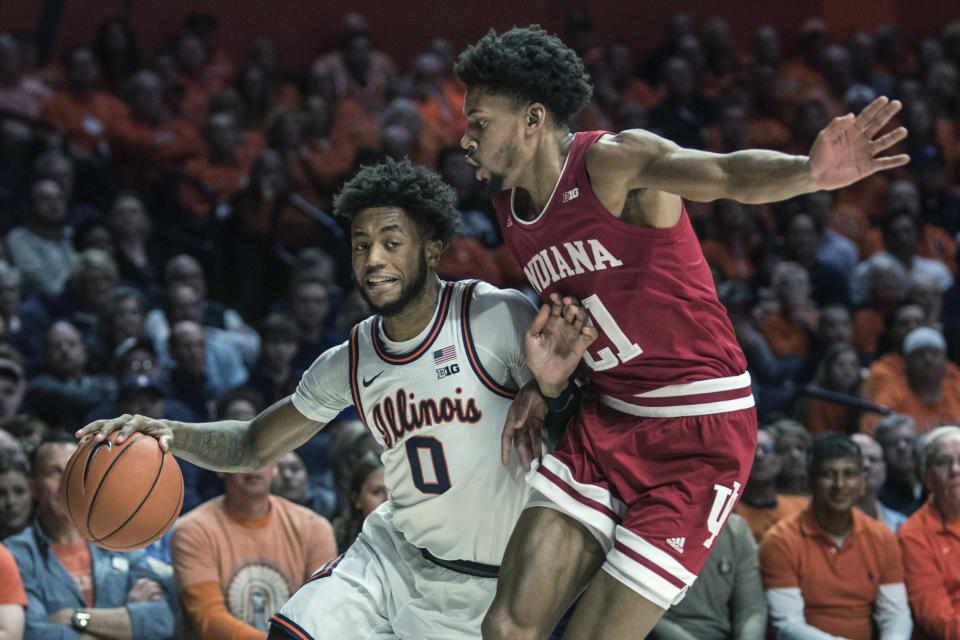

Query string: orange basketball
61 431 183 551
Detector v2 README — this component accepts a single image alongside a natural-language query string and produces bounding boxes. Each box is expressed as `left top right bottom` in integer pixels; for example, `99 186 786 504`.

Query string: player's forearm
169 419 256 472
719 150 817 204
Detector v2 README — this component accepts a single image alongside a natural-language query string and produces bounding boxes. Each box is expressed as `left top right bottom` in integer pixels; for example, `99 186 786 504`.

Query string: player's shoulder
461 279 536 317
588 128 676 164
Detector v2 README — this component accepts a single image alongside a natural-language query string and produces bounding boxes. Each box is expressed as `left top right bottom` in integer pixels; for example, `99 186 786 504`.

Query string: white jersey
293 279 535 566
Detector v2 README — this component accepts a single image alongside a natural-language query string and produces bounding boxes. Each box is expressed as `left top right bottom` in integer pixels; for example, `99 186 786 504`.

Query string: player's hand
809 96 909 191
75 414 175 453
524 293 598 394
127 577 165 603
501 380 546 471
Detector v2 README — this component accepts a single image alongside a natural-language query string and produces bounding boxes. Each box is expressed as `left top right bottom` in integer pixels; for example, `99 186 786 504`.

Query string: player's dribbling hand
75 414 175 453
501 380 546 471
524 293 598 394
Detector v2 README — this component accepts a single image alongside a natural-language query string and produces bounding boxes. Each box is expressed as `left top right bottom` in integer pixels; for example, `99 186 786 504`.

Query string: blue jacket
4 519 178 639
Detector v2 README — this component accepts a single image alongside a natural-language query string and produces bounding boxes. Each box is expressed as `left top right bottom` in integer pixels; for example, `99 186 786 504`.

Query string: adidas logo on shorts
666 537 686 554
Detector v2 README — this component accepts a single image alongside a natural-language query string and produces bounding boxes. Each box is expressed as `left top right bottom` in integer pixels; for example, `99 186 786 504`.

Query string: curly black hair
333 158 461 247
455 25 593 123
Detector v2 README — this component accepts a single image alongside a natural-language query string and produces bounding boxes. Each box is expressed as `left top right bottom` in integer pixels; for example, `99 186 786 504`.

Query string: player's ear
525 103 546 131
424 239 443 267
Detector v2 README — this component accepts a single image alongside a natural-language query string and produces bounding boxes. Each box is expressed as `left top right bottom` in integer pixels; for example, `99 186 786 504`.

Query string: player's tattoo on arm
172 422 252 471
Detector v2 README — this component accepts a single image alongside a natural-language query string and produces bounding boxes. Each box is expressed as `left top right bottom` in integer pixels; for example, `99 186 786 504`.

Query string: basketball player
78 158 596 639
454 26 909 639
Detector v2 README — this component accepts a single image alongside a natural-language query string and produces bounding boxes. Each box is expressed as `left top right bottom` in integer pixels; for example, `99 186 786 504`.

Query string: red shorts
527 395 757 608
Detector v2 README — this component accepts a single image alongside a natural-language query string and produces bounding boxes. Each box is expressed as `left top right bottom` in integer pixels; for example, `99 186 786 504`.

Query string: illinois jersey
293 279 534 566
493 130 751 416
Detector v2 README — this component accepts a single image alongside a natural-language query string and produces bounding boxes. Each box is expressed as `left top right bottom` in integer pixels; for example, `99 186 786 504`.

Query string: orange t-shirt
800 398 860 435
111 115 205 164
437 236 503 287
862 225 958 276
50 540 94 606
862 352 904 402
862 368 960 435
701 238 754 281
170 495 336 640
759 506 905 640
40 90 130 153
761 310 816 357
852 307 886 357
735 494 809 543
897 498 960 640
0 543 27 606
181 155 253 218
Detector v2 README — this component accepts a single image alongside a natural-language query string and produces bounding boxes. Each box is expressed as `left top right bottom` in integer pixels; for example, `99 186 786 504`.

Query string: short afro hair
333 158 460 248
455 25 593 124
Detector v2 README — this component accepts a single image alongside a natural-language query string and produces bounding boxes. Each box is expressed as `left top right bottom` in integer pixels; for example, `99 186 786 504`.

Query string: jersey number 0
405 436 452 494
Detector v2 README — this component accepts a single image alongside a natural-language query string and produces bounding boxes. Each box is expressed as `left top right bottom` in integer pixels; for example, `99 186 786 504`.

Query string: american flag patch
433 345 456 365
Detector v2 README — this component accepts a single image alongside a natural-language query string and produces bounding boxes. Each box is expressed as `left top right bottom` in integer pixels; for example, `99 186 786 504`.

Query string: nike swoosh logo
362 371 385 387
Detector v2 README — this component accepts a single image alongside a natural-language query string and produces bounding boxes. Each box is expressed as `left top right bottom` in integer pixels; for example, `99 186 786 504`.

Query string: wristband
543 383 575 414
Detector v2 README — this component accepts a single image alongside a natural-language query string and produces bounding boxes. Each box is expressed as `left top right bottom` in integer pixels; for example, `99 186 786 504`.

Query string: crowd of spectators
0 7 958 638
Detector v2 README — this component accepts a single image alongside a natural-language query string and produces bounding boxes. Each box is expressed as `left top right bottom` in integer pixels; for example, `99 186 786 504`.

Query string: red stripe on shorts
537 464 620 522
613 540 687 590
628 385 753 407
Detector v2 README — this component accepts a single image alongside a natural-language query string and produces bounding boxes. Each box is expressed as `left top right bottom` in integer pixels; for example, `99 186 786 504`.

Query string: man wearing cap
863 327 960 434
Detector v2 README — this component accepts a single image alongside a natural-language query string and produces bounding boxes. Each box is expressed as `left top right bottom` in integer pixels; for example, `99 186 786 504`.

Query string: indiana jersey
493 130 751 416
293 279 533 566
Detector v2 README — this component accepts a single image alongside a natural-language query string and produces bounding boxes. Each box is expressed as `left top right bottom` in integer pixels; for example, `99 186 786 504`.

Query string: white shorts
269 503 498 639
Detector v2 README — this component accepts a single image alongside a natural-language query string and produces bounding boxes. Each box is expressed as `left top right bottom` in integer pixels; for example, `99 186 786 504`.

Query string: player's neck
517 129 575 214
380 275 443 342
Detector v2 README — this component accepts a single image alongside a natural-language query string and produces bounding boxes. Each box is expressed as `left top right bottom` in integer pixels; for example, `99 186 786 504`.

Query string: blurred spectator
761 262 817 359
379 96 443 169
288 274 343 373
411 51 464 147
173 30 225 126
33 149 105 230
734 427 808 543
802 190 859 277
770 418 812 496
780 19 829 106
0 348 25 430
0 33 50 122
701 200 758 281
875 414 924 517
795 342 863 435
908 275 944 332
181 110 254 218
0 430 17 457
807 44 853 119
61 249 120 363
785 98 828 156
0 450 31 540
301 93 356 192
170 457 336 638
5 179 78 300
314 12 397 115
331 450 385 550
111 70 204 164
851 432 908 532
40 46 129 157
648 514 765 640
911 141 960 237
0 263 49 371
782 211 852 308
2 415 46 455
897 425 960 639
0 541 26 640
852 254 909 358
271 450 338 520
641 11 695 86
92 17 139 94
795 304 853 384
759 433 911 639
648 56 717 149
5 432 177 639
105 192 161 303
25 320 116 430
247 313 300 405
162 319 245 420
182 12 234 86
89 286 148 373
304 59 379 151
745 64 791 150
863 327 960 435
862 301 928 401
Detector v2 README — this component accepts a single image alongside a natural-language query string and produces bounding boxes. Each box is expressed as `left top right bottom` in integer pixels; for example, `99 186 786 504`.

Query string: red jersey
494 131 749 415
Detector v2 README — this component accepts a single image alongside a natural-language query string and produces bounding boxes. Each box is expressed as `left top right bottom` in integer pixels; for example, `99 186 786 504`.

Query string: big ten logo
436 363 460 379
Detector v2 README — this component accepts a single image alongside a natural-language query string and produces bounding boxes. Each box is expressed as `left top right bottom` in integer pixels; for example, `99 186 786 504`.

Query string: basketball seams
94 440 166 543
84 434 153 540
99 469 183 551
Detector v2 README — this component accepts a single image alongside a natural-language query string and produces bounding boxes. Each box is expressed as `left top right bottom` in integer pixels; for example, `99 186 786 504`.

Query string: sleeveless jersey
347 280 529 566
493 130 751 416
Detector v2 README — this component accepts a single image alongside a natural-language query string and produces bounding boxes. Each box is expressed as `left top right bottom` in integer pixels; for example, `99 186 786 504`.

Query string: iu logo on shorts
703 482 741 549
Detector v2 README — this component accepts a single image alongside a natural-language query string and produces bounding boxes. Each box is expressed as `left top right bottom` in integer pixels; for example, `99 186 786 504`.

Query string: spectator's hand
127 577 165 603
810 96 909 190
76 414 175 453
48 608 73 625
501 381 546 471
524 293 597 396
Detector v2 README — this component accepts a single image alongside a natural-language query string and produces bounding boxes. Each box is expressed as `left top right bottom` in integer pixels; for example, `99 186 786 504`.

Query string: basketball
61 431 184 551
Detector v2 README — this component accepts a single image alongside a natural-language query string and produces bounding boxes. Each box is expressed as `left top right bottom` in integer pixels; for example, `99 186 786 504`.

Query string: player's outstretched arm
602 96 908 205
75 397 325 472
